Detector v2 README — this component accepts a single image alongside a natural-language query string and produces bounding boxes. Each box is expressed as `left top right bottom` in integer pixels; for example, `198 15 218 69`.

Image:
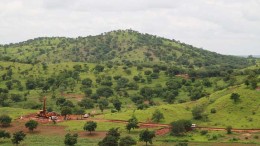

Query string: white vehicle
83 114 89 118
191 124 196 128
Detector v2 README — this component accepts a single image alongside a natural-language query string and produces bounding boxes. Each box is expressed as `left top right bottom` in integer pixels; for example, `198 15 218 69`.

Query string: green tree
139 129 155 146
96 86 114 98
0 93 8 106
98 135 118 146
230 93 240 103
244 80 250 87
192 105 204 120
250 79 257 89
25 120 38 131
5 81 13 90
119 136 137 146
126 116 139 133
98 97 109 112
75 108 85 119
0 130 10 139
151 109 164 123
81 78 92 87
113 99 122 111
66 77 76 92
61 106 72 120
0 114 12 127
11 131 26 146
94 65 105 72
98 128 120 146
84 121 97 134
10 94 23 102
64 133 78 146
170 119 192 136
78 98 94 109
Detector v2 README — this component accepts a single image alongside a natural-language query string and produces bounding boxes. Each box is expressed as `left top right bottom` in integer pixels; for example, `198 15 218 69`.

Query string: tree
0 114 12 127
230 93 240 103
84 121 97 134
61 106 72 120
140 87 153 100
11 131 26 146
10 94 23 102
250 79 257 89
139 129 155 146
244 79 250 87
170 120 192 136
81 78 92 87
116 77 129 90
75 108 85 119
78 98 94 109
25 120 38 131
99 135 118 146
119 136 137 146
66 78 76 92
64 133 78 146
226 126 232 134
151 109 164 123
0 93 8 106
192 105 204 120
126 116 139 133
96 87 114 98
94 65 105 72
0 130 10 139
98 128 120 146
113 99 122 111
98 97 109 112
106 127 120 140
5 81 13 90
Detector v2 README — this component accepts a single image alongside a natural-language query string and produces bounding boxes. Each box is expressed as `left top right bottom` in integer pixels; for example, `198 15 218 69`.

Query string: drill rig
37 97 58 118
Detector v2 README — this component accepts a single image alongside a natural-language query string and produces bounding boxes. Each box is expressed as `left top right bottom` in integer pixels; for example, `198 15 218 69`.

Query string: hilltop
0 30 251 69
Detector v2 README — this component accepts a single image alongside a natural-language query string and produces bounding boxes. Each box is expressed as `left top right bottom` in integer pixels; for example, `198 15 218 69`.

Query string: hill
0 30 251 70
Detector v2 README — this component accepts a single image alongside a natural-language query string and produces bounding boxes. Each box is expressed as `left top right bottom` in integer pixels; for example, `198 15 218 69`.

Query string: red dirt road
17 113 260 136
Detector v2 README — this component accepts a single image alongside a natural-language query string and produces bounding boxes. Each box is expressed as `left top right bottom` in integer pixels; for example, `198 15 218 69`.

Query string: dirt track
17 114 260 136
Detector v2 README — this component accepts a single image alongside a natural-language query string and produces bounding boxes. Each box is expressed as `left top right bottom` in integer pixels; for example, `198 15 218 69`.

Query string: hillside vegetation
0 30 259 146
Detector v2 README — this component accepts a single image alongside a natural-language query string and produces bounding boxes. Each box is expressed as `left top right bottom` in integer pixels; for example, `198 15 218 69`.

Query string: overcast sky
0 0 260 55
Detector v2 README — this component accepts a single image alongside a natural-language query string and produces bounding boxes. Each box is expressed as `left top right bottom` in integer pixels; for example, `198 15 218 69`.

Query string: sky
0 0 260 55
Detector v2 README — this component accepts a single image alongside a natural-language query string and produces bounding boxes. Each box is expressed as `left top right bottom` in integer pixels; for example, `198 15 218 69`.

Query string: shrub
226 126 232 134
200 130 208 135
64 133 78 146
25 120 38 131
0 115 12 127
210 108 216 114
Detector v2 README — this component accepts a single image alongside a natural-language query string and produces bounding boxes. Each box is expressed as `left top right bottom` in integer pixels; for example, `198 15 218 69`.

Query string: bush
210 108 216 114
64 133 78 146
192 105 204 120
119 136 136 146
226 126 232 134
0 115 12 127
200 130 208 135
170 119 192 136
111 109 117 113
175 142 188 146
25 120 38 131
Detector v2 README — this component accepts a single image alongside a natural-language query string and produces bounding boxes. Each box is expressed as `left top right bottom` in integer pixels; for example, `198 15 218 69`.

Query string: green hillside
0 30 259 146
0 30 252 69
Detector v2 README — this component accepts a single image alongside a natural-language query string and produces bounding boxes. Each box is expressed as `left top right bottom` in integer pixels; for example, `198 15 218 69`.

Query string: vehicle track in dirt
18 114 260 136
